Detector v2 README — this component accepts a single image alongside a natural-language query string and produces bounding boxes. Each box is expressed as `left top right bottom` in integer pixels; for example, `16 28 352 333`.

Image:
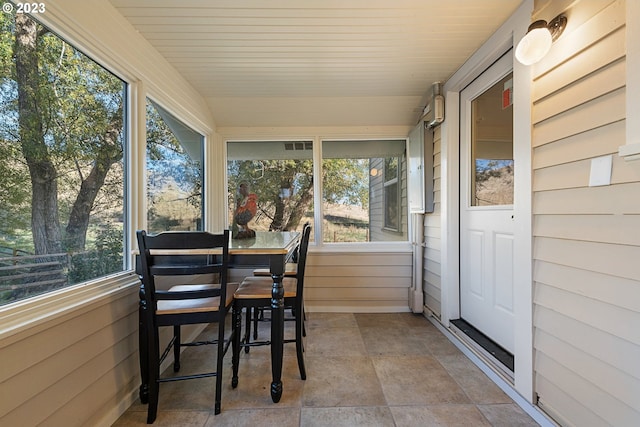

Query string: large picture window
226 139 407 244
146 100 204 233
0 12 127 306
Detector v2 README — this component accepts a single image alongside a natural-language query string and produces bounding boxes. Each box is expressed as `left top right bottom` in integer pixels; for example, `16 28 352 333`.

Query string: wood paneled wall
530 0 640 425
305 252 412 312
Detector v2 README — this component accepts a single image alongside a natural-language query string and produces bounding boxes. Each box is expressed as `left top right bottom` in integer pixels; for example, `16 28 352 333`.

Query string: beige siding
423 126 442 316
531 0 640 425
305 252 412 312
0 283 140 426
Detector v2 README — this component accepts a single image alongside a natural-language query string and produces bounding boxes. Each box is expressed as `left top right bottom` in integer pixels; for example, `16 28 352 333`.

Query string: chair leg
138 304 149 404
146 329 161 424
231 304 241 388
244 306 251 353
253 307 260 339
173 325 181 372
214 314 226 415
302 303 307 337
295 302 306 380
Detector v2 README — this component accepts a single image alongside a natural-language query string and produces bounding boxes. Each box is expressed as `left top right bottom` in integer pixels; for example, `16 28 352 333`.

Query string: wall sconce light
515 14 567 65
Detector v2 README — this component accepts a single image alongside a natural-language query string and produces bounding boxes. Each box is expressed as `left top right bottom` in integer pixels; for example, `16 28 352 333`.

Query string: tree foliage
227 154 369 232
0 11 125 260
228 159 313 231
322 158 369 207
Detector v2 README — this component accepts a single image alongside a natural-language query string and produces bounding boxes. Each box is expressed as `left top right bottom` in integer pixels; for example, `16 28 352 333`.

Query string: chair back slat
136 230 230 307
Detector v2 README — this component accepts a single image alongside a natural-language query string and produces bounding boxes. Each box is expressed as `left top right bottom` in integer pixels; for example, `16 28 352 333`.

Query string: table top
146 231 301 256
229 231 300 255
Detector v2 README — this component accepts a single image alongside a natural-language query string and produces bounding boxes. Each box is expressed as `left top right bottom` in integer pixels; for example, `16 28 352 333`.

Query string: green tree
228 159 313 231
228 156 368 232
1 12 125 255
322 158 369 208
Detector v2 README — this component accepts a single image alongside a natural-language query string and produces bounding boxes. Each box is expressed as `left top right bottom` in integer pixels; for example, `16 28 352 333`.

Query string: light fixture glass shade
515 25 552 65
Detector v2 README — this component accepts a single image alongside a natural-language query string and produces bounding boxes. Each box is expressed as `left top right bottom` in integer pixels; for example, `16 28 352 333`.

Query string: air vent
284 142 312 151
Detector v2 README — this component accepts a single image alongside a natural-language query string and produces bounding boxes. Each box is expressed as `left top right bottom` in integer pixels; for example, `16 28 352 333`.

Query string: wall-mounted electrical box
408 82 442 213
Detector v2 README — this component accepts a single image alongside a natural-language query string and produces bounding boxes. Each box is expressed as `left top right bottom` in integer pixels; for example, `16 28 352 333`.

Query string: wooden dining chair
136 229 236 424
231 224 311 387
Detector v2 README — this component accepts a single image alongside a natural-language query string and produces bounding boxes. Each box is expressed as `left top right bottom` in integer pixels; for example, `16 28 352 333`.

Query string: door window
471 73 514 206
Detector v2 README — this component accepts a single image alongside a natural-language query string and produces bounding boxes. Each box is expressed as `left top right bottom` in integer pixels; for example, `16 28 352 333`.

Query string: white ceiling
109 0 522 128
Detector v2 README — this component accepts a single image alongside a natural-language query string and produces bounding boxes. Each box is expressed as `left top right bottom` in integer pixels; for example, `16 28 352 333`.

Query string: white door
459 52 515 354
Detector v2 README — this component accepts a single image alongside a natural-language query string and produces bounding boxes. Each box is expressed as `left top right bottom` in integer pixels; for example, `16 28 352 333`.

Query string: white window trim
620 0 640 160
0 10 137 338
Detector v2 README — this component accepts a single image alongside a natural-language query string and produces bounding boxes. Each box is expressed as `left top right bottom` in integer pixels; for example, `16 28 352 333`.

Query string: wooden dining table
228 231 301 402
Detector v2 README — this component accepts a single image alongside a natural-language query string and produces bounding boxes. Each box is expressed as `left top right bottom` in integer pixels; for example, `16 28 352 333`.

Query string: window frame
383 156 401 232
224 137 413 251
0 11 131 307
0 6 214 335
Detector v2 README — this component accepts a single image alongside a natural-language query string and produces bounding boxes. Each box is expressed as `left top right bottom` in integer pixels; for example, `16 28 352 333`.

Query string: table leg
270 255 285 403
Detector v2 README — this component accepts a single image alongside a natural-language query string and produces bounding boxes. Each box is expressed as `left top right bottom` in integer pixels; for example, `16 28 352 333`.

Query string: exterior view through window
226 140 407 243
0 12 127 305
227 141 313 236
471 73 514 206
146 100 204 233
322 140 407 242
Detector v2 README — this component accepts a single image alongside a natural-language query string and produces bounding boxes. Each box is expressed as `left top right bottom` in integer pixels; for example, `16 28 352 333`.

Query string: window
146 100 204 232
322 140 407 242
225 139 407 244
227 141 313 236
470 73 514 206
0 12 127 305
383 157 400 231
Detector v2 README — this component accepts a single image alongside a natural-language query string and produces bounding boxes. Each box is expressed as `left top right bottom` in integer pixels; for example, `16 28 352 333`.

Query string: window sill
0 271 139 341
618 143 640 162
382 226 402 234
312 241 412 253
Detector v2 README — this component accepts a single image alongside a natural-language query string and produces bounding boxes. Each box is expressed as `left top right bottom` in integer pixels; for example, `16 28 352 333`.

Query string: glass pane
146 100 204 232
385 157 398 180
0 12 126 305
384 181 399 230
471 73 514 206
227 141 314 238
322 140 407 242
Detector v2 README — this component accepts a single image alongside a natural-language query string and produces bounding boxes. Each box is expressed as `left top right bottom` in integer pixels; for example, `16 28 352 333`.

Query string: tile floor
113 312 540 426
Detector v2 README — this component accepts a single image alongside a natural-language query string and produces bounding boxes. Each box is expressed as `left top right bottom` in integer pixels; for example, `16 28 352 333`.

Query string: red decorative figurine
233 182 257 239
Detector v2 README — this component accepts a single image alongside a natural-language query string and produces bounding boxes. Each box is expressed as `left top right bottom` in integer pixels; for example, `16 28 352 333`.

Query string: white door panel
460 52 515 354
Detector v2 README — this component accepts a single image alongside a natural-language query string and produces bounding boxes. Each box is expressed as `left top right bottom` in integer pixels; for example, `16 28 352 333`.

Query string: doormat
451 318 514 371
